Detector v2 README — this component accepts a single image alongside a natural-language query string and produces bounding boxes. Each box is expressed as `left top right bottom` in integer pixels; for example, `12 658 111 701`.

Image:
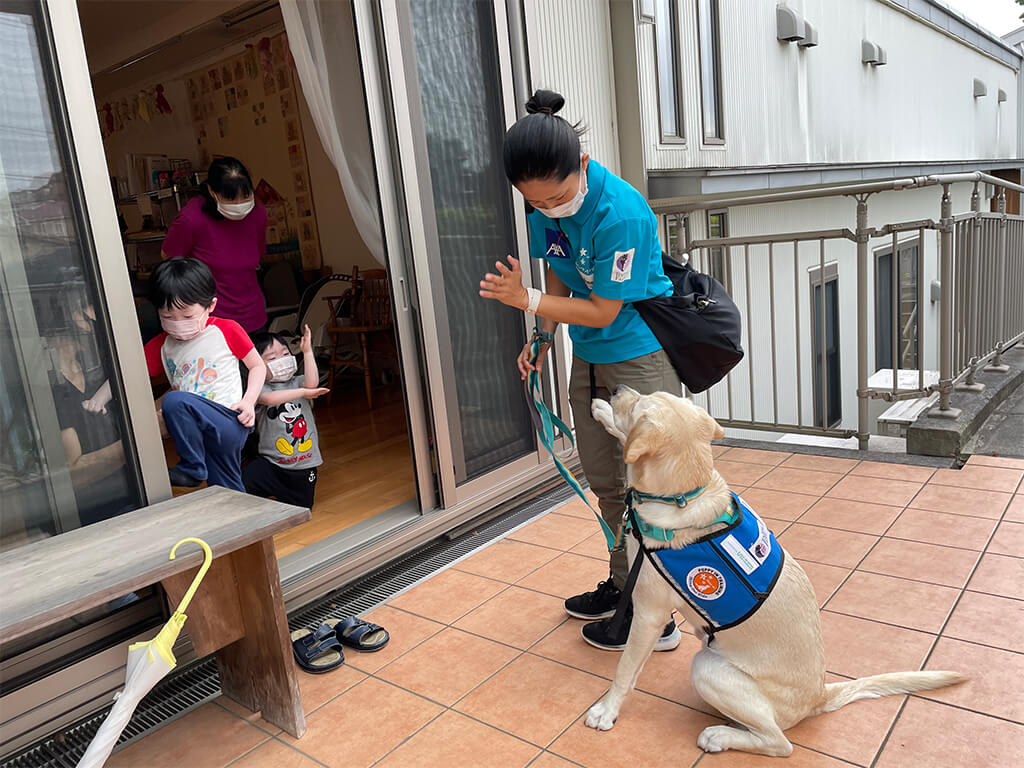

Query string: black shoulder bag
634 255 744 394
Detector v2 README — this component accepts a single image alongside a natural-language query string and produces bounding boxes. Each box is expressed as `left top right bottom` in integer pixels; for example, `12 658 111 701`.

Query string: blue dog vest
628 493 784 633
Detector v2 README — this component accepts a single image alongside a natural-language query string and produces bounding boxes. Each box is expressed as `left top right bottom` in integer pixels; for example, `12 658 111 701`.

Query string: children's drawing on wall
293 171 306 194
276 68 289 93
222 64 233 86
234 57 245 83
288 144 302 168
217 116 228 139
285 119 299 143
295 196 311 218
208 68 222 90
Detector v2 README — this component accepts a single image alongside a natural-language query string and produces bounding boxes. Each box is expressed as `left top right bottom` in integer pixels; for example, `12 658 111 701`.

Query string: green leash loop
524 335 619 551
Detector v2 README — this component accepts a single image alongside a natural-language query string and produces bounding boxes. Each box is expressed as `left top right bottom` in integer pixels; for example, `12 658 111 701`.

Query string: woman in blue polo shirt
479 89 681 652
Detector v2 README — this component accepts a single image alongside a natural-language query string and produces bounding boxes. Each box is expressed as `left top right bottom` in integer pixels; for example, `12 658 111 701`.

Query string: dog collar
624 486 735 542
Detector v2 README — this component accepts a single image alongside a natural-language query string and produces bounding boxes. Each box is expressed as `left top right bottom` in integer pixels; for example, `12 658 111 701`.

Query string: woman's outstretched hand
480 255 528 309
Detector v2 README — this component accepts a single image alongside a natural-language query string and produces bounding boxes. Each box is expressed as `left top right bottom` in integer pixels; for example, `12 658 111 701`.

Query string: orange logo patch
687 566 726 600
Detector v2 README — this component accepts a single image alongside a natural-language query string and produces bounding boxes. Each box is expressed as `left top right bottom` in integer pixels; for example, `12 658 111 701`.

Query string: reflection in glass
408 0 535 481
698 0 722 140
0 2 140 551
656 0 682 139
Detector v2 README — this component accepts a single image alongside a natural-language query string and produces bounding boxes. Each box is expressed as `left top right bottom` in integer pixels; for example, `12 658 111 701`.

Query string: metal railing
655 171 1024 449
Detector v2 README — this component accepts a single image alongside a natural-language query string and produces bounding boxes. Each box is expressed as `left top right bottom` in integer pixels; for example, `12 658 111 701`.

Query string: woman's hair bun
525 89 565 116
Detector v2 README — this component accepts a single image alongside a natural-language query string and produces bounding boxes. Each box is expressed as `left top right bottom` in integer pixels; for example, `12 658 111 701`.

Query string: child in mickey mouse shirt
243 325 327 509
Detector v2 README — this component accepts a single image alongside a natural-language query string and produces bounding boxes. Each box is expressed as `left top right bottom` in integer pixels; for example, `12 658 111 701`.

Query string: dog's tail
817 671 967 714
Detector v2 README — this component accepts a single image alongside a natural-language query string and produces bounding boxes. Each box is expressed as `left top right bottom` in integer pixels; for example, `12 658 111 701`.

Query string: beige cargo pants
568 349 682 588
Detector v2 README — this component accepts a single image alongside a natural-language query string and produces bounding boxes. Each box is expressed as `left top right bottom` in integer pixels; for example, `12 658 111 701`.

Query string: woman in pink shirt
161 157 269 332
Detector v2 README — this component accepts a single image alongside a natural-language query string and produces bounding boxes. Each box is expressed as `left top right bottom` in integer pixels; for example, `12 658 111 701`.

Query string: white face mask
217 198 255 221
161 311 208 341
266 354 297 382
535 166 588 219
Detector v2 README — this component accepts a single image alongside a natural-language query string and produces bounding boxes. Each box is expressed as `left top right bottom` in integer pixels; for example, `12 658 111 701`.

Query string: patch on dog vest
648 494 784 631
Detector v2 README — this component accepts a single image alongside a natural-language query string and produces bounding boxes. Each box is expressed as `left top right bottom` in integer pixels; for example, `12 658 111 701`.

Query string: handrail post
985 189 1010 373
931 184 962 418
855 195 870 450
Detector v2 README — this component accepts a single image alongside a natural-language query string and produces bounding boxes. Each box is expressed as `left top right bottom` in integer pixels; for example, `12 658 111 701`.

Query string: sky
940 0 1022 36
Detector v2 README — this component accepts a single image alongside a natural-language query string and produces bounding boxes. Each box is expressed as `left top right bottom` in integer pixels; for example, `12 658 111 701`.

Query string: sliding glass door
372 0 547 507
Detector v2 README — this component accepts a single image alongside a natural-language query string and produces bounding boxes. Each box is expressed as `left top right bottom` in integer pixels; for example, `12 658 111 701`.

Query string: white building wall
690 182 977 434
523 0 620 173
638 0 1019 171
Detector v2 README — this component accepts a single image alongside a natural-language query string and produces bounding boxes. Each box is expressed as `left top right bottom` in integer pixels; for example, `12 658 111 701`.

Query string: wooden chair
323 266 393 409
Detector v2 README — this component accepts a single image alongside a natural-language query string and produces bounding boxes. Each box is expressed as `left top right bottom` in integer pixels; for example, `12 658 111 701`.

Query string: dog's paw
585 700 618 731
591 398 613 425
591 400 625 442
697 725 738 753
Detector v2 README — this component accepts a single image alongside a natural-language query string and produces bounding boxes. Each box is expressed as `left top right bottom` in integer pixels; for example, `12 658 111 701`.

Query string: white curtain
280 0 385 265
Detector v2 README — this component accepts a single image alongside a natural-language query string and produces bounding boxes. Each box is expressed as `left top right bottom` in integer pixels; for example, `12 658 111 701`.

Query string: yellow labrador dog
585 387 964 757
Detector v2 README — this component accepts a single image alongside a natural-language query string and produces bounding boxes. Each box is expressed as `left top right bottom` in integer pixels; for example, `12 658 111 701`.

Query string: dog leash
524 331 619 551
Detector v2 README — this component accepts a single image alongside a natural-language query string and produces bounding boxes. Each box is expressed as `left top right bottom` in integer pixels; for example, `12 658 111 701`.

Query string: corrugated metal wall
522 0 620 173
637 0 1019 171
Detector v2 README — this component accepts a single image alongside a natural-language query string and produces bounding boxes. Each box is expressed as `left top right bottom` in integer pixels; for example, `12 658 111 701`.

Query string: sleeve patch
611 249 635 283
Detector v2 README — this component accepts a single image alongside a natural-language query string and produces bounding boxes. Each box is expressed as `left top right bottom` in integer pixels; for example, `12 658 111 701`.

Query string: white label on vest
721 534 759 575
687 566 726 600
748 515 772 565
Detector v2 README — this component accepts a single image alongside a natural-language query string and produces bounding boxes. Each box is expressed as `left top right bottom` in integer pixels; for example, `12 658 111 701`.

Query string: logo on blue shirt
544 228 570 259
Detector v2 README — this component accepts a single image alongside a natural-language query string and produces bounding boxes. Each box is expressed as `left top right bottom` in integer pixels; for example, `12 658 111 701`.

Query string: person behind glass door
145 258 266 490
161 157 269 333
479 89 682 653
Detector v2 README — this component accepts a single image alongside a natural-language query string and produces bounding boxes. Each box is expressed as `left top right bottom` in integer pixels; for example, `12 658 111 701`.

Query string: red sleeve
161 204 197 258
210 317 255 359
144 334 168 377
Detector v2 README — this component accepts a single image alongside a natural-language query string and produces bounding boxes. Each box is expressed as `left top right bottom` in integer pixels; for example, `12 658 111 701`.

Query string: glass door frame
1 0 172 755
369 0 563 510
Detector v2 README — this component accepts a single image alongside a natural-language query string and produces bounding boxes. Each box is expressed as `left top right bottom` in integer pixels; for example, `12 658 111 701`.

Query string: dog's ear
624 414 663 464
705 412 726 442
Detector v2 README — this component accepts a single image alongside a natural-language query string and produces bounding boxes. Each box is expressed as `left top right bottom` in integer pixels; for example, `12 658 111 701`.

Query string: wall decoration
222 64 233 86
217 116 228 139
285 119 299 142
234 58 245 82
288 143 301 168
155 85 172 114
244 44 259 79
279 90 295 118
208 68 222 90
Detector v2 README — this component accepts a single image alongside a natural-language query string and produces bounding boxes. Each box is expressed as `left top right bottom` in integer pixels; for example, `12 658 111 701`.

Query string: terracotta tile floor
108 452 1024 768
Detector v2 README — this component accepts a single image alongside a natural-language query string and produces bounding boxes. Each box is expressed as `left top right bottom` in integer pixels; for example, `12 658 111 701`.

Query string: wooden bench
0 487 311 738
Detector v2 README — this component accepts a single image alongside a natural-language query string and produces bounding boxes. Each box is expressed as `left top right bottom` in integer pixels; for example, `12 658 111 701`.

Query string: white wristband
526 287 542 313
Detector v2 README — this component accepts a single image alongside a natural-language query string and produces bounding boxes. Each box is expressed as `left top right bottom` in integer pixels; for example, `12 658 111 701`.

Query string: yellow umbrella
77 538 213 768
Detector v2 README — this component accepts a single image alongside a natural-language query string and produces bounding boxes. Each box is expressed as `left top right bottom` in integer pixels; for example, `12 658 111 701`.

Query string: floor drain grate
2 484 576 767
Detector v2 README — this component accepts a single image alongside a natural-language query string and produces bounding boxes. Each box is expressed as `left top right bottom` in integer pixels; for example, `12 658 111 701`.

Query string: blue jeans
162 391 251 492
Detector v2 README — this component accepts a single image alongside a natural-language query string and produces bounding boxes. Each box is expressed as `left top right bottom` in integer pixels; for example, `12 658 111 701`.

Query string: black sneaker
581 609 681 652
168 465 202 488
564 579 622 620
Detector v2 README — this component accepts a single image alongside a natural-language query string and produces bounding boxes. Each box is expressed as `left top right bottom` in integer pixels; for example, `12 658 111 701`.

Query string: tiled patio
107 450 1024 768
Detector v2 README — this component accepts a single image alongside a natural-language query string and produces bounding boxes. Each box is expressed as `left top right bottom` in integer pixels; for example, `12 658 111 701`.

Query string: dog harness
623 490 785 636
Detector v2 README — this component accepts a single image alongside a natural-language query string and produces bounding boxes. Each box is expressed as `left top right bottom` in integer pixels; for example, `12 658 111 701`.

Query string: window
0 1 143 550
655 0 684 141
875 240 920 371
697 0 724 143
706 209 729 289
665 213 686 261
811 265 841 428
